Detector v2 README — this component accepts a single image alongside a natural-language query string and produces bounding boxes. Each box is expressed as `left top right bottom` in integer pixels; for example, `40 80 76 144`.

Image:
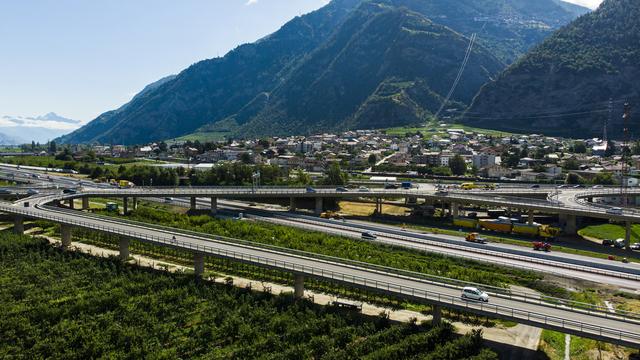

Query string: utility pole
621 102 631 206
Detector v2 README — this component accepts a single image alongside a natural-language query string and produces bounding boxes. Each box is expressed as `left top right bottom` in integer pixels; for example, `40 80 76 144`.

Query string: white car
461 287 489 302
606 207 623 215
358 186 370 192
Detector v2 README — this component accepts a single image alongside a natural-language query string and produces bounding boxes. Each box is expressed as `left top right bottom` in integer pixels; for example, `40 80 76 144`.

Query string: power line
434 33 477 121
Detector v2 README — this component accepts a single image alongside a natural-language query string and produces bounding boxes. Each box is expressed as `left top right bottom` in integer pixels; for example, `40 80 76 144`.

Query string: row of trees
0 232 497 359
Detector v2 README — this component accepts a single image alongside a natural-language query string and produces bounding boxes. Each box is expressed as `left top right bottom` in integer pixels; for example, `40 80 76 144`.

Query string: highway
1 198 640 347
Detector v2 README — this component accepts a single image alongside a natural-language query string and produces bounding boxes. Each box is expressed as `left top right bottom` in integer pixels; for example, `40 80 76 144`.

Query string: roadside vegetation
0 232 498 359
579 223 640 243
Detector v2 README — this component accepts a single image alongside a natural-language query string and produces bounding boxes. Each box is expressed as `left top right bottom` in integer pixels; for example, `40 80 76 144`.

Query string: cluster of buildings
62 124 638 183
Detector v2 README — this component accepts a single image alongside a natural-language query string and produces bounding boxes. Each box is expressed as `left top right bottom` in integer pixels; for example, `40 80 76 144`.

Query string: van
614 239 626 249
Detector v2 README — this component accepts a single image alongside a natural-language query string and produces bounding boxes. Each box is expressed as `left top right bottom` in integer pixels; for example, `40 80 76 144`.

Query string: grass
177 131 228 142
539 330 565 360
579 223 640 243
339 201 410 217
384 120 518 138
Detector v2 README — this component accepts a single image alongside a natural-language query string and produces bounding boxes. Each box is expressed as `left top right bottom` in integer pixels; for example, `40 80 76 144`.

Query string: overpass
1 192 640 347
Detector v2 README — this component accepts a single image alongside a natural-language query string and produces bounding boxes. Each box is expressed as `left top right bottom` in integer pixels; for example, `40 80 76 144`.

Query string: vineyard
0 232 497 359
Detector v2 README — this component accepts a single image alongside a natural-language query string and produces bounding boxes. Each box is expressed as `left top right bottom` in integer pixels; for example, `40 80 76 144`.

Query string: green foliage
321 163 349 186
565 172 584 185
449 155 467 176
0 232 497 359
101 206 540 288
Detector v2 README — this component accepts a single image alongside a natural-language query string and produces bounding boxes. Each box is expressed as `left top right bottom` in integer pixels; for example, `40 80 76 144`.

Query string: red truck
533 242 551 252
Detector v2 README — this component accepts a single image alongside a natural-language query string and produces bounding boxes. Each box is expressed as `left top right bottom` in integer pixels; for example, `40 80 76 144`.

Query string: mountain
0 133 22 146
60 0 588 145
0 113 82 144
463 0 639 139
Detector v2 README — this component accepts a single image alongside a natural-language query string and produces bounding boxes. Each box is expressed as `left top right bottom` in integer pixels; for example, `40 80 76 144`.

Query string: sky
0 0 329 124
0 0 601 125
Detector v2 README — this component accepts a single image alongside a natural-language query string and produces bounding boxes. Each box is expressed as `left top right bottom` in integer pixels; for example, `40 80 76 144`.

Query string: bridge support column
194 253 205 279
559 214 577 235
13 216 24 235
528 209 534 225
315 197 323 215
210 197 218 215
294 274 305 299
60 224 72 249
452 203 459 218
68 199 75 209
82 197 89 210
289 197 297 212
190 197 197 211
625 221 632 251
123 197 129 214
132 197 138 210
375 198 383 215
432 304 442 325
119 238 130 261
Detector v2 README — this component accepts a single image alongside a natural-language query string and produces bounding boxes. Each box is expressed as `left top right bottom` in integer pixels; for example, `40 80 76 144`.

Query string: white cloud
561 0 603 10
245 0 259 5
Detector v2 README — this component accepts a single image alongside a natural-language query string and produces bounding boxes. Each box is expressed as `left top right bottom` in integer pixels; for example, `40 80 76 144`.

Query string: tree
562 158 579 171
368 154 377 167
240 152 253 164
322 163 348 185
449 155 467 176
565 172 584 185
592 172 615 185
572 141 587 154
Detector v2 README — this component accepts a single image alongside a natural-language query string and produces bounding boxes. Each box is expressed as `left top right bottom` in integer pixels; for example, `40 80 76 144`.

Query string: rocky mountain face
59 0 588 144
463 0 639 139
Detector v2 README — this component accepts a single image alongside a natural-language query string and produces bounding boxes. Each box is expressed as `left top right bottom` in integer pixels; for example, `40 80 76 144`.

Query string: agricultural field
0 232 497 359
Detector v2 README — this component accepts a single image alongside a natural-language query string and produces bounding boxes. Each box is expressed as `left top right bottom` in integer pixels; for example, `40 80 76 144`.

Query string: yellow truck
320 211 344 220
453 218 479 229
460 183 478 190
118 180 135 189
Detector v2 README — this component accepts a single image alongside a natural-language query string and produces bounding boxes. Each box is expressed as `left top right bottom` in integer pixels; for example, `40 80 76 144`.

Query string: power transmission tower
621 102 631 206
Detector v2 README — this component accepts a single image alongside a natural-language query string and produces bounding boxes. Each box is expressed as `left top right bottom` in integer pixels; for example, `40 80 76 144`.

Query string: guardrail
41 204 640 324
1 203 638 346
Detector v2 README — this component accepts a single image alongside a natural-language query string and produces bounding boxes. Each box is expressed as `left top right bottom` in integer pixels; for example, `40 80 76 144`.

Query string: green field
0 232 497 359
579 224 640 243
384 120 518 138
177 131 229 142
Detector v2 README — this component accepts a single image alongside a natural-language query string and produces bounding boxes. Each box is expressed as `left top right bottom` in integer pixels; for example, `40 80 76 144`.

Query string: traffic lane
250 215 640 289
22 204 640 338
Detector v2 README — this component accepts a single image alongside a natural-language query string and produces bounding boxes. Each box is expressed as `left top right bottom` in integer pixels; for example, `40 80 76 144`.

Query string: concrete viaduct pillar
559 214 578 235
13 216 24 235
194 253 205 279
452 203 459 218
315 198 323 215
132 197 138 210
190 197 197 211
375 198 383 215
432 304 442 325
68 199 75 210
119 238 130 261
625 221 633 251
60 224 72 249
123 197 129 215
289 197 297 212
82 197 89 210
210 197 218 216
294 274 305 299
528 209 535 225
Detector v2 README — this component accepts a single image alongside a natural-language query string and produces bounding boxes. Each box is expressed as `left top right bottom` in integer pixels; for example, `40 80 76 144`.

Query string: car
530 184 540 189
361 232 377 240
358 186 370 192
31 174 40 179
306 187 317 193
384 183 399 190
26 189 39 195
336 187 349 192
435 190 449 196
614 239 626 249
62 188 77 194
164 197 174 203
602 239 615 246
592 185 604 189
573 184 585 188
558 185 569 189
606 207 624 215
0 189 11 194
461 287 489 302
631 243 640 251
